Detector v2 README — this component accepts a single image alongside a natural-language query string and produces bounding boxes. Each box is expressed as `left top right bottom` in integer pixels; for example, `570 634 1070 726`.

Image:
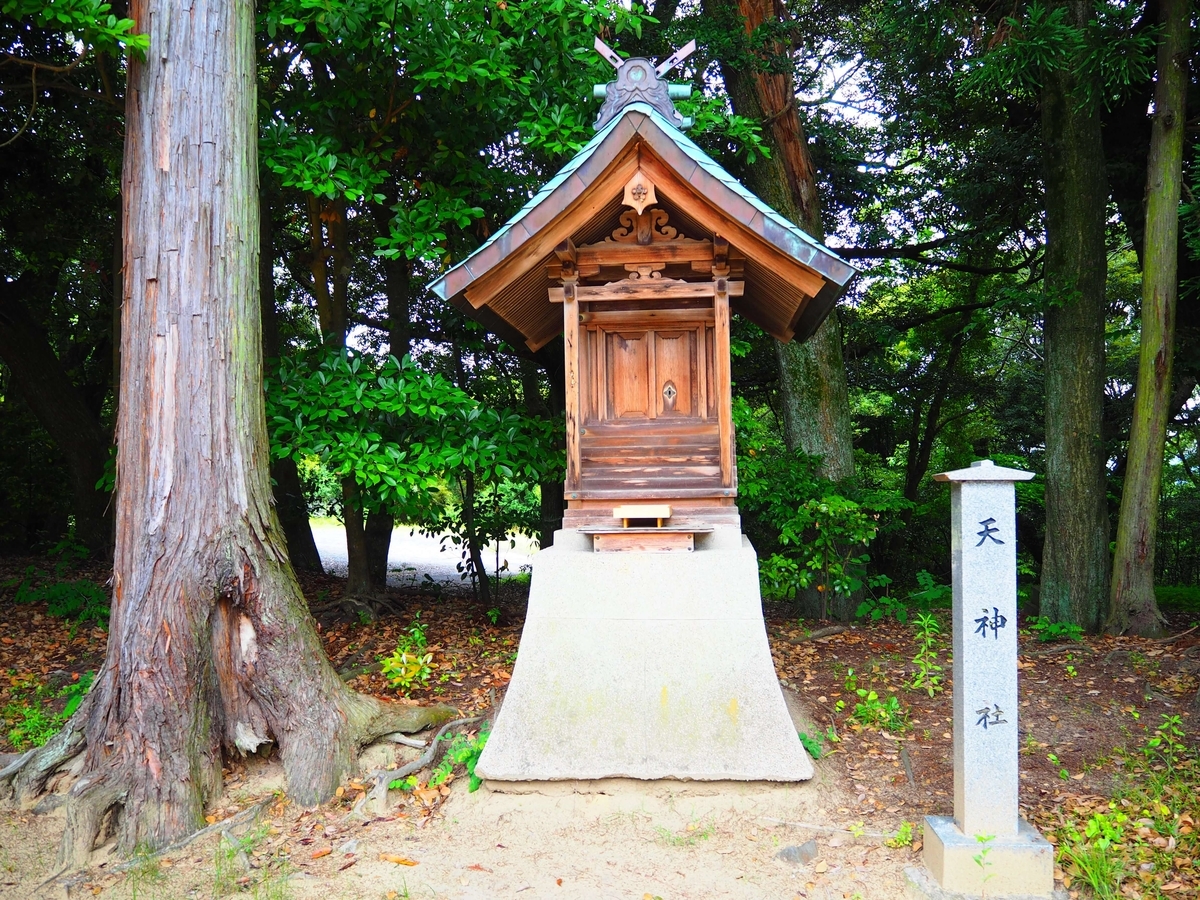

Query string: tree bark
1038 5 1111 632
0 280 112 556
261 180 323 574
708 0 855 480
1108 0 1188 637
0 0 455 864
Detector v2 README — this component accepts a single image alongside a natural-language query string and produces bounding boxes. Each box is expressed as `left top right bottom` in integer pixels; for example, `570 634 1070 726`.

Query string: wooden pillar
563 274 581 494
713 251 733 489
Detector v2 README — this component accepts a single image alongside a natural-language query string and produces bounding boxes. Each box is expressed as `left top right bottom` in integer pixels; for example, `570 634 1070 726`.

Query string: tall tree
2 0 451 862
702 0 855 480
1109 0 1189 636
1031 0 1113 632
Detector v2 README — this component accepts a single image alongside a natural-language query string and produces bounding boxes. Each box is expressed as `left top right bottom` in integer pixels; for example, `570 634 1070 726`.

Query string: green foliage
885 821 915 849
1143 714 1186 772
850 688 907 733
3 671 93 750
738 401 907 615
428 725 489 793
856 584 907 624
797 726 838 760
960 2 1157 108
379 616 433 694
907 612 944 697
1026 616 1083 643
1 0 147 55
268 347 562 571
5 556 109 635
907 570 952 609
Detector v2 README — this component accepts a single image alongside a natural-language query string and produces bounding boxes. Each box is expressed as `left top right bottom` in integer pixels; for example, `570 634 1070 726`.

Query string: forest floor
1 554 1198 900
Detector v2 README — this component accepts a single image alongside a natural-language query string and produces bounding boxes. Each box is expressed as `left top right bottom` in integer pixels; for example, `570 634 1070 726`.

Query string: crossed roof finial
592 37 696 131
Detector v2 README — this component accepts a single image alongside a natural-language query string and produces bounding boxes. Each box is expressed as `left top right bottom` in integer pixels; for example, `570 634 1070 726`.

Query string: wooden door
598 325 702 422
606 331 650 419
653 330 697 417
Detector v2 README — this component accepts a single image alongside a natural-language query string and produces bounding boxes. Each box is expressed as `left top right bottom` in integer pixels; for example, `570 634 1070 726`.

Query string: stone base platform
909 816 1058 899
475 528 812 782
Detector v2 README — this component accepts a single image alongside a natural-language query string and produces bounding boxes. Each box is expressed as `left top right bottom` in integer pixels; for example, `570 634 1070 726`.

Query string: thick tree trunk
705 0 854 481
1039 11 1111 632
0 282 112 556
261 182 324 574
0 0 454 864
1108 0 1188 637
461 471 491 607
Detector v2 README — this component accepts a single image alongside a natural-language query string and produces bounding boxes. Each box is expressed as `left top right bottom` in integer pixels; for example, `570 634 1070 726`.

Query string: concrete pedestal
912 816 1056 899
476 528 812 782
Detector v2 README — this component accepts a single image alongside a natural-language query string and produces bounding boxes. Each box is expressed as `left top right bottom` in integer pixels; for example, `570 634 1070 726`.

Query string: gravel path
309 521 537 588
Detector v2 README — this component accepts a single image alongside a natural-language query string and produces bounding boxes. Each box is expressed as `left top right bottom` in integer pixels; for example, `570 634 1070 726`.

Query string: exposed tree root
360 716 483 815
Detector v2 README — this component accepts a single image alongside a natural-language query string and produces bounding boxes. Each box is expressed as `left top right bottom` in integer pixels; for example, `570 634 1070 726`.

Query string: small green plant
798 725 839 759
379 615 434 695
1144 714 1186 771
850 689 907 733
380 647 433 695
125 843 166 900
848 820 866 838
427 726 490 793
1064 664 1077 678
485 607 500 625
973 833 995 894
1027 616 1083 642
5 566 110 636
907 612 944 697
843 667 858 692
654 818 715 847
885 820 915 848
1060 809 1129 900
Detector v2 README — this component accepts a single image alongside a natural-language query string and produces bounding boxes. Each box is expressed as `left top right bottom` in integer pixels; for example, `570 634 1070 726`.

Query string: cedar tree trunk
1039 7 1111 632
1109 0 1188 636
0 0 453 864
707 0 855 481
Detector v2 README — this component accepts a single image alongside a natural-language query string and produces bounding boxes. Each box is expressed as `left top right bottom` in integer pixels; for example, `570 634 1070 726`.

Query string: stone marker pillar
906 460 1058 900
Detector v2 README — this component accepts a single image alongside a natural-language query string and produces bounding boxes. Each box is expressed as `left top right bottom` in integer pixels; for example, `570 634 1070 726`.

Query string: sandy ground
310 521 538 589
0 759 916 900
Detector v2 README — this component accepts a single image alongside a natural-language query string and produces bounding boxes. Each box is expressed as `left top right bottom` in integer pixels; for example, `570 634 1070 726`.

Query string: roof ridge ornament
592 37 696 132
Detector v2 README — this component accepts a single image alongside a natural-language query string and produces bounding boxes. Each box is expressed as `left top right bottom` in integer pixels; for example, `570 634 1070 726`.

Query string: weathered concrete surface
919 816 1056 898
477 530 812 782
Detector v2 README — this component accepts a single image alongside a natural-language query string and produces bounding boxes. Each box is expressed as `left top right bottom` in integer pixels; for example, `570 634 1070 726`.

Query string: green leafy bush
379 617 433 695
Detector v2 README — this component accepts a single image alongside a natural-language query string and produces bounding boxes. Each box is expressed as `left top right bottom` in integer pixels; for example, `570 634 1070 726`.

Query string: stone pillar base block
476 532 812 782
917 816 1057 898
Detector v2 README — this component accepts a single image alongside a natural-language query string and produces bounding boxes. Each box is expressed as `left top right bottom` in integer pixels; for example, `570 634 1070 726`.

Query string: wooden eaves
428 101 857 352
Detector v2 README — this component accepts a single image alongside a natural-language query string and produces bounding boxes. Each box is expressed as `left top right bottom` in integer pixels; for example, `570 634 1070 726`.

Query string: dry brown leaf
311 847 331 859
380 853 419 866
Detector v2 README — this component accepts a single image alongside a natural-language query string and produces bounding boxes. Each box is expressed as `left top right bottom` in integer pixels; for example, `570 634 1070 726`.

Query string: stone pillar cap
933 459 1035 483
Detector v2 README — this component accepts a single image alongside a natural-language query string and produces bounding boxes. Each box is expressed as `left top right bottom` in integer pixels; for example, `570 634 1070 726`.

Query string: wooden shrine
428 40 856 783
431 40 854 552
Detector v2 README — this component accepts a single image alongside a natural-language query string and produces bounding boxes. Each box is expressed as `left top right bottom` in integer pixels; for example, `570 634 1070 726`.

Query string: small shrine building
429 42 856 782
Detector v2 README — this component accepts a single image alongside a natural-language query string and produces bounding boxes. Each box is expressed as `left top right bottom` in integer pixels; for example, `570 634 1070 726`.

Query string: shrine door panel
653 330 697 417
606 331 650 419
